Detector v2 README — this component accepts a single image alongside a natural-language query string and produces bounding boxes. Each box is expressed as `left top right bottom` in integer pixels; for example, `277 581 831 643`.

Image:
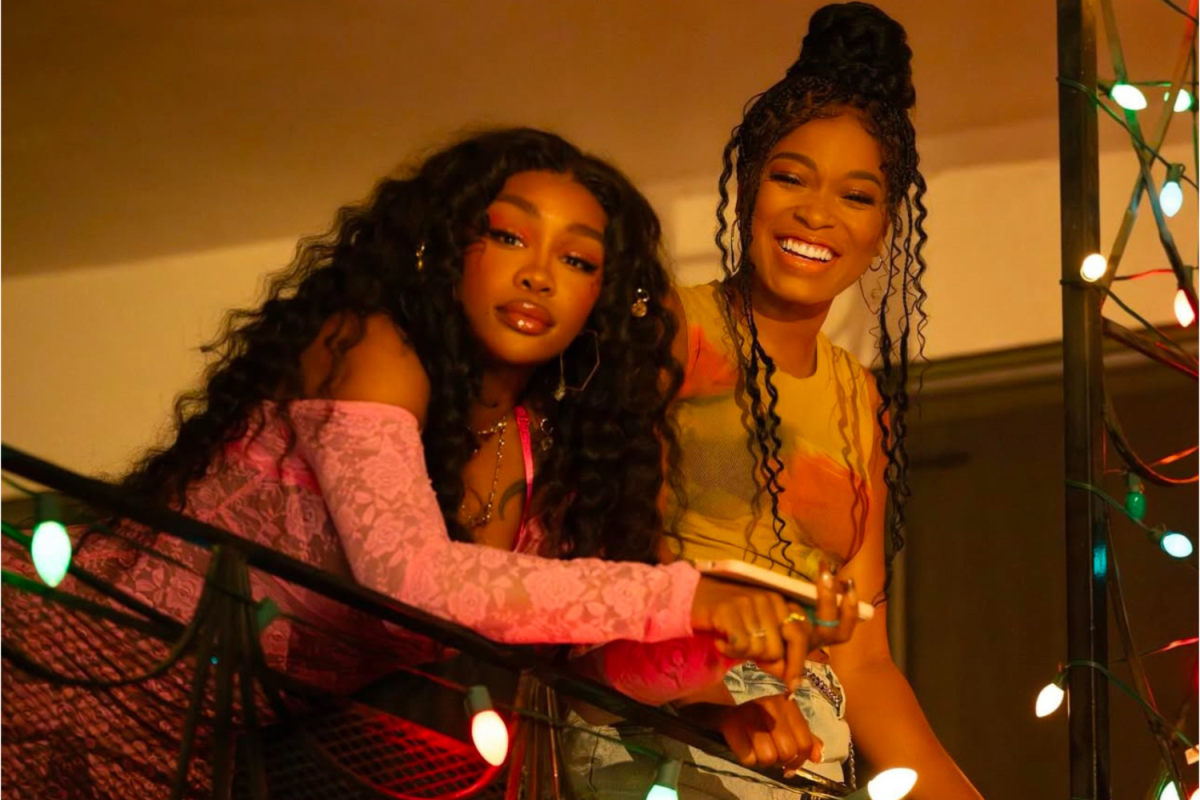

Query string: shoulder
300 313 431 427
673 280 723 320
671 282 738 397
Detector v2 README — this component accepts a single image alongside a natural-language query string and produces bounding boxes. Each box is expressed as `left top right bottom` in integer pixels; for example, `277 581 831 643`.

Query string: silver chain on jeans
799 667 855 789
801 667 840 708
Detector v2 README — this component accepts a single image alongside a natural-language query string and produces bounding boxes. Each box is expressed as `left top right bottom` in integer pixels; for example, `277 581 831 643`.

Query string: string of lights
1060 77 1199 188
1035 659 1195 749
1054 2 1197 796
1064 480 1195 559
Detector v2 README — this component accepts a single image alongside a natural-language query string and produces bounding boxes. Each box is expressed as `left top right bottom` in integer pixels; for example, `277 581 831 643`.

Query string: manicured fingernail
812 736 824 762
846 578 856 592
783 769 797 779
821 571 834 588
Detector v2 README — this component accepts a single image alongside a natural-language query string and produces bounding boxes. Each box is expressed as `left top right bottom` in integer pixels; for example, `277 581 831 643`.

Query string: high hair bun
786 2 916 110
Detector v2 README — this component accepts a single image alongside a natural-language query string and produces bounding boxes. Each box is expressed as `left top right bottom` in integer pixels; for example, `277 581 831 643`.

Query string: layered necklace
461 412 510 529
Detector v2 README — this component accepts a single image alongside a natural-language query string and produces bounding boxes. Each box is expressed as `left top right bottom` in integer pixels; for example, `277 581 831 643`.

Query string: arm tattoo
496 479 527 521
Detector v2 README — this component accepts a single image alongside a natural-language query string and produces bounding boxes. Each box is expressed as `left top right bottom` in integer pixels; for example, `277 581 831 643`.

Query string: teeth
779 238 833 262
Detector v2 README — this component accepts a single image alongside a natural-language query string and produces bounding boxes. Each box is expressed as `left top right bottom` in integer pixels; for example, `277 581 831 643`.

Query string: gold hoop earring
415 242 427 272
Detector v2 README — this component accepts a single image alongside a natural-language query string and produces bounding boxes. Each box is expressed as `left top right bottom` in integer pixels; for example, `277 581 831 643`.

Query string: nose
793 191 835 230
515 250 555 296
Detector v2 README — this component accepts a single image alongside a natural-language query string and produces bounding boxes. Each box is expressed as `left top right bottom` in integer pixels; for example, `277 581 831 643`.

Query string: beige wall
2 127 1194 490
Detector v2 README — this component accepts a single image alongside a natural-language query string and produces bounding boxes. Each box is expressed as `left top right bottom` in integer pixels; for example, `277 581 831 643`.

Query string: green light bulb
1125 474 1147 521
1125 490 1147 520
31 520 72 588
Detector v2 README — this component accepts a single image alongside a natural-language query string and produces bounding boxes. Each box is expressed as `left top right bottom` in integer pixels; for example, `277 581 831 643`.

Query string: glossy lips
495 300 556 335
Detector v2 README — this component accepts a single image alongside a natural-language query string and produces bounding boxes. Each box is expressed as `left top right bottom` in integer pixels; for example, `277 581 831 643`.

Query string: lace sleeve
580 634 740 705
291 401 699 645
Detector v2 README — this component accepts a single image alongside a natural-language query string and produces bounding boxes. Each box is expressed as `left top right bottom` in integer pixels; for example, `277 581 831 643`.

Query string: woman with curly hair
11 129 823 695
564 5 984 799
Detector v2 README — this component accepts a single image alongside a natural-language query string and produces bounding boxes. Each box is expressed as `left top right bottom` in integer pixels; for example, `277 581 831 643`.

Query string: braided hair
713 3 928 596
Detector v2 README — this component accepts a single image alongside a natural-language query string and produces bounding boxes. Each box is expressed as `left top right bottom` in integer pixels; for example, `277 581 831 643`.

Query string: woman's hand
756 564 859 686
686 693 820 772
691 577 807 689
691 563 859 691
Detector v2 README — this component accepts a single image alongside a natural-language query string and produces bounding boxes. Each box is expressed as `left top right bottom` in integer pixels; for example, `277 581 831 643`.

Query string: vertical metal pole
1057 1 1110 798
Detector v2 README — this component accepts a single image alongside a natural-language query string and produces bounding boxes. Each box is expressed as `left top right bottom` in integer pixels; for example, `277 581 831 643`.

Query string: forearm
565 642 736 727
572 634 739 706
840 659 983 800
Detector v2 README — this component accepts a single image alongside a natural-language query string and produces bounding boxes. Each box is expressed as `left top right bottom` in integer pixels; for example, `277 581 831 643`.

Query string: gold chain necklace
462 415 509 529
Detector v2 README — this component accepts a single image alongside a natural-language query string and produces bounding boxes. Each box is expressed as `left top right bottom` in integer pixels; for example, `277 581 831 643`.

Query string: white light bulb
1160 180 1184 217
1166 89 1194 112
1159 781 1182 800
1189 787 1198 800
1080 253 1108 282
1111 83 1148 110
1175 289 1196 328
31 520 72 588
645 786 679 800
1161 532 1194 559
471 709 509 766
1036 682 1065 717
867 767 918 800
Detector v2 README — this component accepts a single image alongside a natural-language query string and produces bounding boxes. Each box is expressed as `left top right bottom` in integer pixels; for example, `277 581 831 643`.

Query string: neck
470 364 533 430
740 282 832 379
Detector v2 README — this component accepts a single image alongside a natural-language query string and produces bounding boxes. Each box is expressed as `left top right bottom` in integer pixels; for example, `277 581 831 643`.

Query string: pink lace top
71 400 698 692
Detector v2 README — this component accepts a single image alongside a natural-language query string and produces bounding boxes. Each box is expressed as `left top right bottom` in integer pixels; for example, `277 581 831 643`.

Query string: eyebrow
494 193 605 243
768 152 883 189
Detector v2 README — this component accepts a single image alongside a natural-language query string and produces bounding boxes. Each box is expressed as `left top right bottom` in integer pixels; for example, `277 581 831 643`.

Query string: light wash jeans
561 661 852 799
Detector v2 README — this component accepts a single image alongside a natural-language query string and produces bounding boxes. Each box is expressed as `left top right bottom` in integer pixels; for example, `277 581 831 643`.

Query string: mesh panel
1 528 506 800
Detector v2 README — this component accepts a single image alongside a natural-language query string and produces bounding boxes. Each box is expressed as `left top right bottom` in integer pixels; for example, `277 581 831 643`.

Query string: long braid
715 131 800 574
711 3 929 595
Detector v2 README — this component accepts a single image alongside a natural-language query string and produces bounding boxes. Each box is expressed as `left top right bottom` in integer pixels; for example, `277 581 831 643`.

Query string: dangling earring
415 242 427 272
727 221 742 277
537 415 554 452
631 288 649 318
868 254 885 273
553 331 601 401
857 272 882 315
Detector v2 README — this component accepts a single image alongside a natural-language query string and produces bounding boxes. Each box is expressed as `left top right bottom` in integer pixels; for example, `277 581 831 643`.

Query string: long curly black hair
122 127 682 564
713 3 928 595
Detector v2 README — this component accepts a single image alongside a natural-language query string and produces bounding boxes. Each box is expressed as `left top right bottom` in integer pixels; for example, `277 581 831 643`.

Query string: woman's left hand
712 692 821 771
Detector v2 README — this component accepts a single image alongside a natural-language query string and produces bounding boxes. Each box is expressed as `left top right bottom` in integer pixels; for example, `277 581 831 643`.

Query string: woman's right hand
689 567 858 691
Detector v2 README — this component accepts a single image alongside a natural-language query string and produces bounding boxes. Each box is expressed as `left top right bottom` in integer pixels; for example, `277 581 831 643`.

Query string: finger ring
784 611 808 625
750 629 768 638
812 615 840 628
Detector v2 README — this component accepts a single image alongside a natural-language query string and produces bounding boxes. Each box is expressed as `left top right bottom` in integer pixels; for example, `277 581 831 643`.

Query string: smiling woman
748 114 890 326
562 4 986 799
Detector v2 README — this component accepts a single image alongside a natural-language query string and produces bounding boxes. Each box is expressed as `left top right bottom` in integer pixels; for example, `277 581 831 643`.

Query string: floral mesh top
63 400 699 692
